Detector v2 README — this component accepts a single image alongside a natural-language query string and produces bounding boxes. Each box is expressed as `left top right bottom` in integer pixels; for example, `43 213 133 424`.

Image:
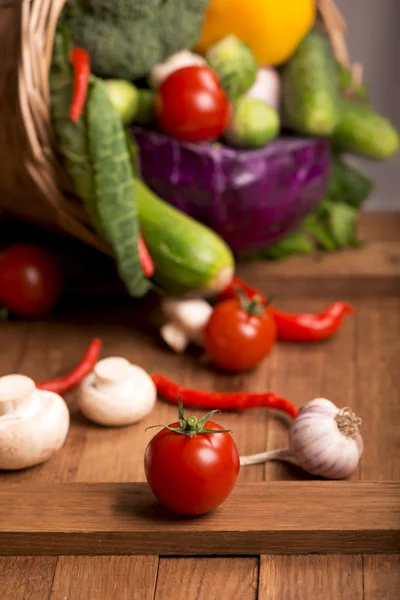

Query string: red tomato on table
204 293 277 372
144 401 240 516
156 65 232 143
0 244 62 316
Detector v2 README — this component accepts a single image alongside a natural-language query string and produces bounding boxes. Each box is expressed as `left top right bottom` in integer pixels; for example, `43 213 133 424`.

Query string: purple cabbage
132 127 331 253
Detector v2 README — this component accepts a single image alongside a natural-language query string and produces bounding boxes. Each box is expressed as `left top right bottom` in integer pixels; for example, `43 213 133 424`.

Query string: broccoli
62 0 210 81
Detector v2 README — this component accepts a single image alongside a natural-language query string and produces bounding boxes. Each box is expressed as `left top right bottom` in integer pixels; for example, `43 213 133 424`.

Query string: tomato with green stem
204 291 277 372
144 398 240 515
0 244 62 316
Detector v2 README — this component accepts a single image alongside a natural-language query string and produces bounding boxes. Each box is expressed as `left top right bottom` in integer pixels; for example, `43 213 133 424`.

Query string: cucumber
282 29 340 136
134 179 234 296
332 99 399 160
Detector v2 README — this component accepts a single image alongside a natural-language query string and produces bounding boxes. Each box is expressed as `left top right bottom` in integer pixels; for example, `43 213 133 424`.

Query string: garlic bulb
240 398 363 479
0 374 70 470
78 357 156 427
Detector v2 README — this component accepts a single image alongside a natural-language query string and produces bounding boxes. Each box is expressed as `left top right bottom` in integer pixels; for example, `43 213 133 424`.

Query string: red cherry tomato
204 296 277 373
0 244 62 316
156 65 232 142
144 415 240 516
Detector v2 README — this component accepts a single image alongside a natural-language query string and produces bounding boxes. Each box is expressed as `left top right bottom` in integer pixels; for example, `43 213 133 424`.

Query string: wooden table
1 214 399 599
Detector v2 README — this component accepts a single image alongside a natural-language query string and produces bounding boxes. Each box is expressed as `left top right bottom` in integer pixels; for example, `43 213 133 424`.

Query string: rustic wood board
0 214 399 598
0 482 399 556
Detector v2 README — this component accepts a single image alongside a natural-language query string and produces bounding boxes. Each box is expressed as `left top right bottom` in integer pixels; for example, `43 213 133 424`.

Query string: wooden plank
155 557 259 600
237 239 400 298
363 555 400 600
0 482 398 556
0 556 57 600
49 556 158 600
0 322 27 376
258 555 363 600
355 299 400 481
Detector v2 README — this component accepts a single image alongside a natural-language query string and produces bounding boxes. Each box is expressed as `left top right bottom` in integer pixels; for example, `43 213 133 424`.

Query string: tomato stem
146 397 232 438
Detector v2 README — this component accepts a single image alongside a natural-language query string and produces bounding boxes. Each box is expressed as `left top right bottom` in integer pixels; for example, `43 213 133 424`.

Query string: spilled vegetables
144 397 240 515
160 276 354 357
240 398 363 479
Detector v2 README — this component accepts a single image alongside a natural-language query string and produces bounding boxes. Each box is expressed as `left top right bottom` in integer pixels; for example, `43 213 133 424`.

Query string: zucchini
135 179 234 296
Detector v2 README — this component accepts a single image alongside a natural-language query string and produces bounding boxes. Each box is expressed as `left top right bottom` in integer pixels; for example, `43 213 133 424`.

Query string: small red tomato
144 401 240 516
204 293 277 372
0 244 62 316
156 65 232 142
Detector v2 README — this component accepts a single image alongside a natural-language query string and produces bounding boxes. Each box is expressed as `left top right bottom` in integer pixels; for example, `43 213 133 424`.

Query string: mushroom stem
161 297 213 353
0 375 36 416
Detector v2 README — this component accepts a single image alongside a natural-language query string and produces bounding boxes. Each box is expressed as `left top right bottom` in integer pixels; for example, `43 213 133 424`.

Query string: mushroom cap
0 390 70 470
78 362 157 427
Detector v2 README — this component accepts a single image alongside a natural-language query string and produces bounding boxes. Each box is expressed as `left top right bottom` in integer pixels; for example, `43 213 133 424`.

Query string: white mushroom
0 374 70 470
161 297 213 353
78 357 156 427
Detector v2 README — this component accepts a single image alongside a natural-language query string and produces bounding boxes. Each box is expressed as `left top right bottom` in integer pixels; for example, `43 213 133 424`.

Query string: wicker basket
0 0 354 256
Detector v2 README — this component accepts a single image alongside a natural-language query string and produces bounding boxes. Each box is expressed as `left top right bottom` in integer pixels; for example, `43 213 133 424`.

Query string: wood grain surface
1 482 399 555
0 214 399 599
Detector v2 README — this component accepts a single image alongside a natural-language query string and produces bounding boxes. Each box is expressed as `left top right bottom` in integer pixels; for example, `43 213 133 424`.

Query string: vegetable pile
46 0 399 298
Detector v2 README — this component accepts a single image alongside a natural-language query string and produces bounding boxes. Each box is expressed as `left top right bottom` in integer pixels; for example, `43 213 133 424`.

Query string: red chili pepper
151 374 298 419
272 302 354 342
69 47 90 123
36 338 102 395
219 276 354 342
138 233 155 278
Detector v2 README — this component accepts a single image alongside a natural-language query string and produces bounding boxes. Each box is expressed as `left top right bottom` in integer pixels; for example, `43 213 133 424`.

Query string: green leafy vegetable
251 232 314 261
302 211 337 251
328 156 373 209
87 79 151 297
327 201 359 249
50 27 150 297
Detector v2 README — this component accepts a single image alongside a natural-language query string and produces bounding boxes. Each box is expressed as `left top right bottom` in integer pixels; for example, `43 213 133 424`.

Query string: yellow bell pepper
195 0 316 67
